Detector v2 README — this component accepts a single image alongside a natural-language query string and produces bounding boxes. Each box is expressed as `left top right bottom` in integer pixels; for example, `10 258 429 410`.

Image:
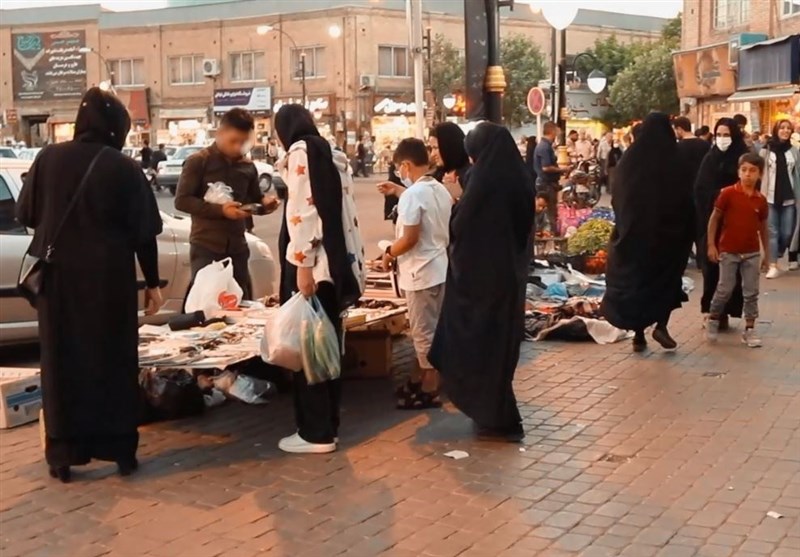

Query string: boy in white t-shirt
378 138 453 409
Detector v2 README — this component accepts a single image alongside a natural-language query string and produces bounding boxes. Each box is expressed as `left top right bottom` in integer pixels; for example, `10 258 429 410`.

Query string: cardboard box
0 368 42 429
343 330 392 379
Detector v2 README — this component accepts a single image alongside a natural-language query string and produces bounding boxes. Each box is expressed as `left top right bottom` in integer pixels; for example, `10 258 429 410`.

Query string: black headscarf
428 122 534 430
274 104 360 309
73 87 131 150
767 119 795 206
695 118 748 196
430 122 470 185
601 112 694 331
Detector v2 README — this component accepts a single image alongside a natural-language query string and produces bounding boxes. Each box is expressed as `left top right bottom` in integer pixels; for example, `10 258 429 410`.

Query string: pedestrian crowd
13 85 799 483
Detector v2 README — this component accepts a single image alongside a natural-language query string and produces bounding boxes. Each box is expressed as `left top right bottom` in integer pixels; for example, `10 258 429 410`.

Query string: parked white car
0 158 276 345
158 146 277 196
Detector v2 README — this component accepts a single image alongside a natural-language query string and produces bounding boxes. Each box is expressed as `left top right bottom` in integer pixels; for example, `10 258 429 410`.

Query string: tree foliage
429 33 464 121
662 14 682 47
574 35 645 90
609 42 679 123
500 34 547 127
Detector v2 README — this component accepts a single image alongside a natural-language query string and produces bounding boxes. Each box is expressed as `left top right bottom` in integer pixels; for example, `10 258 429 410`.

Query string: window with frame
713 0 751 29
290 47 326 79
0 176 25 235
229 51 266 83
783 0 800 16
109 58 145 87
378 45 411 77
168 55 204 85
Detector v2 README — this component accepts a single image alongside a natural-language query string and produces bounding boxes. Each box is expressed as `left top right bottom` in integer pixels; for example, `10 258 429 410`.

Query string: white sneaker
706 318 720 343
766 265 780 279
278 433 336 454
789 261 799 271
742 328 762 348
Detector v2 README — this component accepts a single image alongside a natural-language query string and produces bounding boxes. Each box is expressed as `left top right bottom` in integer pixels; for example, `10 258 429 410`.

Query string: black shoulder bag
17 147 109 307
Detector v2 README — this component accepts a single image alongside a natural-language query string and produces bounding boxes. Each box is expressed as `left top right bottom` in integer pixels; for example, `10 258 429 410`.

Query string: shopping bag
185 258 244 315
301 296 341 385
260 292 315 371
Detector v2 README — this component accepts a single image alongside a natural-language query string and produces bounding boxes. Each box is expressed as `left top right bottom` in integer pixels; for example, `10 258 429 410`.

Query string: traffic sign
527 87 545 116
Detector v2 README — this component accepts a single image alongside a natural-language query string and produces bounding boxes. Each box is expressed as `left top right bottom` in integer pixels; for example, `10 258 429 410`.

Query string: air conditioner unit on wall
728 33 768 67
360 74 376 89
202 58 221 77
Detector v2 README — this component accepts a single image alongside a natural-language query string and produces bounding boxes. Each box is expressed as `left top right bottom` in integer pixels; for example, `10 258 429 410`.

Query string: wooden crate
342 330 392 379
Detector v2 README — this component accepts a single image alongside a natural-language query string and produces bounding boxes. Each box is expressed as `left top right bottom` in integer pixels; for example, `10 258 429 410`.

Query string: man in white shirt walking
378 138 452 409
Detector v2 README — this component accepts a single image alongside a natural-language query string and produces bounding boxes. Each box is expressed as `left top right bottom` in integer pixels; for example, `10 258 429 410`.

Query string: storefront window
713 0 750 29
783 0 800 16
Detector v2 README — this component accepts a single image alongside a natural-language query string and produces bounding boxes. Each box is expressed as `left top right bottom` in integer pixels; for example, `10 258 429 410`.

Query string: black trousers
291 281 343 444
189 244 253 302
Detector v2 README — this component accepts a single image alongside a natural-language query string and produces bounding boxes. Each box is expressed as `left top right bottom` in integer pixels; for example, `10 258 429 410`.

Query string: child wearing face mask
377 138 452 409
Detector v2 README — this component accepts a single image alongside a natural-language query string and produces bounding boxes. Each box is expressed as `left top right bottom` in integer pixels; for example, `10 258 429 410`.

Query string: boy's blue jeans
710 252 760 321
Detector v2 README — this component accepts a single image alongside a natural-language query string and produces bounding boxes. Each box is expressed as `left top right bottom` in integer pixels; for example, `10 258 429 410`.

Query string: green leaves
608 42 680 123
500 34 547 127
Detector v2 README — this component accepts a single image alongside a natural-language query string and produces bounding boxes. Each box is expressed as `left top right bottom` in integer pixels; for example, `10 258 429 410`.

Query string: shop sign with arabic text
12 30 87 101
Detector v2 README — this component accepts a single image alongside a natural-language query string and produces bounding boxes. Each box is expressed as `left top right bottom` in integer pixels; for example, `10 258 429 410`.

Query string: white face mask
715 137 732 152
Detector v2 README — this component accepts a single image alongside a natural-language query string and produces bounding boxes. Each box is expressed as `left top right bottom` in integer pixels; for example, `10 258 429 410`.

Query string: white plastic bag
204 181 233 204
185 258 244 315
260 292 315 371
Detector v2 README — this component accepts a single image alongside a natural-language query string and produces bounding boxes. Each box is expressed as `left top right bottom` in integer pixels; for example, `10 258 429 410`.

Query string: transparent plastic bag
300 296 341 385
204 181 234 204
212 371 274 404
260 292 315 371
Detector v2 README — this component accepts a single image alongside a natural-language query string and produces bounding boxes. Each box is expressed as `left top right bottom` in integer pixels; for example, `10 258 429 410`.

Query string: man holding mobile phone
175 108 279 300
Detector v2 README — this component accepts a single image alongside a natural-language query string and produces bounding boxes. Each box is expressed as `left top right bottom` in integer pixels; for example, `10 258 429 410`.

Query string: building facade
678 0 800 132
1 0 666 149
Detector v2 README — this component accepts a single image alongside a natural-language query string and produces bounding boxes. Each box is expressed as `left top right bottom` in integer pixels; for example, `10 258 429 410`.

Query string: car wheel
259 174 272 193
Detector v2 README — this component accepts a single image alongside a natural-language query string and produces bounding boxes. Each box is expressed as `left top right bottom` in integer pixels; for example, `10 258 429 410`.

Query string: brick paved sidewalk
1 271 799 557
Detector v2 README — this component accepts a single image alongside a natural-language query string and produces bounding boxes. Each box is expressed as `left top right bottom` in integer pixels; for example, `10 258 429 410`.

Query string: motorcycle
561 169 600 209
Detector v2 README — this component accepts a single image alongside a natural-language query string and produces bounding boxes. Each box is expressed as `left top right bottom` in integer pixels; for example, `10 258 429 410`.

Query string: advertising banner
12 30 87 101
672 43 736 99
213 87 272 115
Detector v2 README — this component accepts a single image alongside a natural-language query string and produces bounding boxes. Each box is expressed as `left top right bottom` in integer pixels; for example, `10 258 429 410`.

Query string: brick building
677 0 800 132
0 0 667 148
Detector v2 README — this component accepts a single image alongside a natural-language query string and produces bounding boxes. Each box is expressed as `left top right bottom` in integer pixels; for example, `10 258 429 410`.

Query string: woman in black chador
429 122 534 442
694 117 749 328
600 112 695 352
17 88 163 482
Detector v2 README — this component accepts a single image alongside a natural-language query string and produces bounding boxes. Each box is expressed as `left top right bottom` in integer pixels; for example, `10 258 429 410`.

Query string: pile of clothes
525 265 630 345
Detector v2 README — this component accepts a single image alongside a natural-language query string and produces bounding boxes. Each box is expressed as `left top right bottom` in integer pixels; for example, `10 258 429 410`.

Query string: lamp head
79 47 92 54
328 24 342 39
256 25 274 36
542 4 578 30
587 69 607 94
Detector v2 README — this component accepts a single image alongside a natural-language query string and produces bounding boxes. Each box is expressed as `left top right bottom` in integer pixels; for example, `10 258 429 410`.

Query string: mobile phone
240 203 265 215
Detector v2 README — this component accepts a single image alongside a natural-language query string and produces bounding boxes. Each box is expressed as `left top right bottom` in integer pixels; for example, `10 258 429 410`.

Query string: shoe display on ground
766 265 781 279
742 328 762 348
706 319 720 343
278 433 336 454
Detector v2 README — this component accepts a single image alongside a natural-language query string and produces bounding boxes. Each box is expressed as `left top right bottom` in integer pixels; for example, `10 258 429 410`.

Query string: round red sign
527 87 545 116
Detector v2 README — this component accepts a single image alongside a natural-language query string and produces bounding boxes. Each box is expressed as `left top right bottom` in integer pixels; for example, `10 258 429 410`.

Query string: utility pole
407 0 425 139
556 29 567 141
299 52 307 108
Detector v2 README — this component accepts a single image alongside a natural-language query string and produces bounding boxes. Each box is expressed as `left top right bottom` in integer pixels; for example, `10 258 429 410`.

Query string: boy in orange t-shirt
706 153 770 347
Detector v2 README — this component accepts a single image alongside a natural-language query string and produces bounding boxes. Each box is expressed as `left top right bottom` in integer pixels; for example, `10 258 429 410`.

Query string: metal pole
556 29 567 142
341 15 348 152
425 27 432 87
408 0 425 139
300 53 307 108
550 28 557 130
484 0 503 124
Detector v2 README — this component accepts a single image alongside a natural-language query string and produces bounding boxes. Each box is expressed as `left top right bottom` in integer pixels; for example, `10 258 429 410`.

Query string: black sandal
396 381 442 410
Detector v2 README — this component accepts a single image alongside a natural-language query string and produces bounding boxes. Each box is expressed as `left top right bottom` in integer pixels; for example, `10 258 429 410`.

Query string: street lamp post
257 24 306 108
79 46 114 89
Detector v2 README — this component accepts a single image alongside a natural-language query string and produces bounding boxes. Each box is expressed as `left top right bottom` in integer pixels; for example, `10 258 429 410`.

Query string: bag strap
46 146 109 259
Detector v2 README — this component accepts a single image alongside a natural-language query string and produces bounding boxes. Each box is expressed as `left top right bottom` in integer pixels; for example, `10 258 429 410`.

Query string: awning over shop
727 87 799 102
116 89 150 126
738 34 800 90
